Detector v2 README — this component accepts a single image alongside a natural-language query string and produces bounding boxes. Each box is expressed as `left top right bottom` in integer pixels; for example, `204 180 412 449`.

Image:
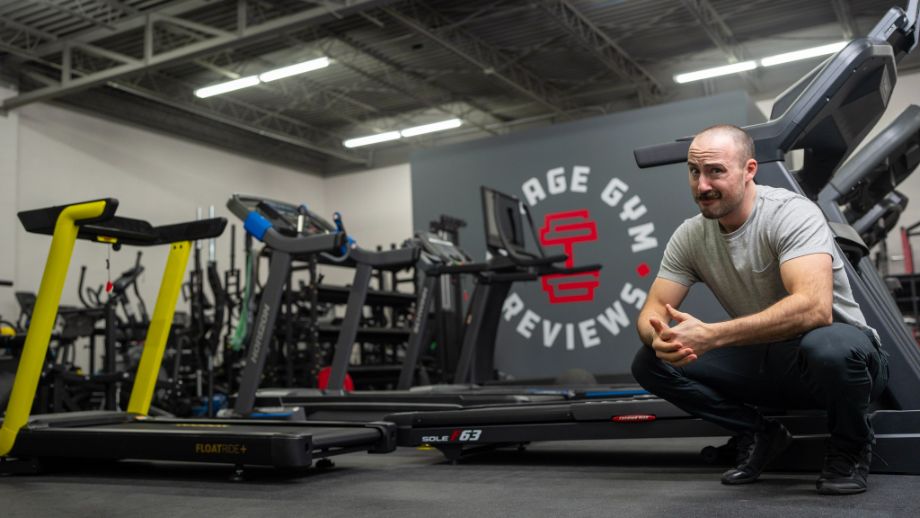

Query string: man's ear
745 158 757 182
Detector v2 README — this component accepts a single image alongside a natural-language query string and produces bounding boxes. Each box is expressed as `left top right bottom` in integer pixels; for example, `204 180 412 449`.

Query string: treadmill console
415 231 471 265
228 194 336 239
481 187 533 259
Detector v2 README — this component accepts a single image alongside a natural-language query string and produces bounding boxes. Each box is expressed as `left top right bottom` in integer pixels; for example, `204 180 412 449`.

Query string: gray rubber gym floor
2 437 918 518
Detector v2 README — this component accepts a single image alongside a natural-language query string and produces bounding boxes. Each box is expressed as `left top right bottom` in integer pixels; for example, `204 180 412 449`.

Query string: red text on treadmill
539 210 600 304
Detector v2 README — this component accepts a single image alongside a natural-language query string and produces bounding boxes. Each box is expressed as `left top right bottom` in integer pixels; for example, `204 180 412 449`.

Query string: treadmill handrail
633 38 896 170
348 245 420 268
262 228 345 255
19 201 226 247
540 263 603 275
824 105 920 201
498 222 602 275
18 198 118 234
434 261 492 274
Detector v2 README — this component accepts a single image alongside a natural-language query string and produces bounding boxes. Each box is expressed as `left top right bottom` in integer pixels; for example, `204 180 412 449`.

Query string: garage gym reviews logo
502 165 658 351
539 209 600 303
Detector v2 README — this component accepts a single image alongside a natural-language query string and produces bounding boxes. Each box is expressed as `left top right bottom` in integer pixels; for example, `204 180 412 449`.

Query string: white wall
320 163 413 286
0 88 18 325
323 163 412 247
2 100 326 324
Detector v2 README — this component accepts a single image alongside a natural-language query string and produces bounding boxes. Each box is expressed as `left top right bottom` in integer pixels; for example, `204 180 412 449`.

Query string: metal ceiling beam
436 0 524 31
679 0 746 61
316 32 506 133
599 4 692 42
441 92 642 144
0 41 51 66
10 40 369 165
55 86 328 172
2 0 397 111
34 0 116 30
830 0 858 39
494 81 640 119
189 31 505 140
0 1 29 11
97 0 139 17
188 42 421 132
111 71 370 164
0 14 58 41
539 0 665 105
382 0 571 114
16 1 211 56
680 0 760 91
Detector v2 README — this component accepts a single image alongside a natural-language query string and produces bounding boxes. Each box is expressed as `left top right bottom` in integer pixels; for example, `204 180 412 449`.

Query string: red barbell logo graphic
539 210 600 304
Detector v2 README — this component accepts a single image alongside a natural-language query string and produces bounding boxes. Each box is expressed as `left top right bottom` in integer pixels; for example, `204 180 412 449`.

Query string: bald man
632 124 888 495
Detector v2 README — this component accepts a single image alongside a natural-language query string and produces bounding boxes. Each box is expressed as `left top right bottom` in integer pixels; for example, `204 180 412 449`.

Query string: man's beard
696 190 738 219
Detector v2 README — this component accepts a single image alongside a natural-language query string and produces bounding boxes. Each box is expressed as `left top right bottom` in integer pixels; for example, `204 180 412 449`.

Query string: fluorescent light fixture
194 76 260 98
195 57 329 97
674 61 757 84
760 41 848 67
259 57 330 82
400 118 463 137
343 131 402 148
342 119 465 148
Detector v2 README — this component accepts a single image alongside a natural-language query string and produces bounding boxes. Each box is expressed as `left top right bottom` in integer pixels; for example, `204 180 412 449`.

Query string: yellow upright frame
0 201 108 456
1 204 194 457
126 241 191 415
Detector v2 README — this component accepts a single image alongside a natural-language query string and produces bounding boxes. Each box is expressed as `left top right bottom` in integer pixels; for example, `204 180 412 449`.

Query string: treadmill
384 2 920 474
246 191 664 421
0 199 395 476
229 196 582 422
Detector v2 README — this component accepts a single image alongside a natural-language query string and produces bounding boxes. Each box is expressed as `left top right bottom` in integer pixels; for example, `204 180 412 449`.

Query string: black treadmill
228 196 586 422
0 199 395 476
384 2 920 474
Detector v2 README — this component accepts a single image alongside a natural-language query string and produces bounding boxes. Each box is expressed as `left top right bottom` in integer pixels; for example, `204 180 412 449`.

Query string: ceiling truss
0 0 897 172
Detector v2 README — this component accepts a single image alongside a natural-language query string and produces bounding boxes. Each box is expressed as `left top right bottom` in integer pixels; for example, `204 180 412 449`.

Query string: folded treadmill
0 199 395 477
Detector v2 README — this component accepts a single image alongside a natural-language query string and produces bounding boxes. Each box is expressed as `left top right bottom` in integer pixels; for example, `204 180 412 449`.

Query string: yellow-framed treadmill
0 199 395 477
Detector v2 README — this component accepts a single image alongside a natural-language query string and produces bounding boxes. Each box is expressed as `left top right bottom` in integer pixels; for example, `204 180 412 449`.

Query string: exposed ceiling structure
1 0 918 174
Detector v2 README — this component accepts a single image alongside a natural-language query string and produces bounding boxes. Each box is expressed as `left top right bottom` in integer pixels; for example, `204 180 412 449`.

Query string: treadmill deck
3 412 395 469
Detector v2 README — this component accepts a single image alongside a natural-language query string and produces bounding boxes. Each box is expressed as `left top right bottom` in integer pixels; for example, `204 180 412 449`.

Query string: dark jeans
631 323 889 449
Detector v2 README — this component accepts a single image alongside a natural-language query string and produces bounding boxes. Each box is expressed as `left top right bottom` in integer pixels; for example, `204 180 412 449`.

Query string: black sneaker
721 420 793 485
816 441 871 495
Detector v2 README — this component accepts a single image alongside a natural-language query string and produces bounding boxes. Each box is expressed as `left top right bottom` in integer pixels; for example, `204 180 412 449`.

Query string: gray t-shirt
658 184 870 332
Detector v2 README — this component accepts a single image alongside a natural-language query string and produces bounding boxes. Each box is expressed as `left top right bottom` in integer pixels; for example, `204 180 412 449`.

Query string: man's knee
798 323 872 379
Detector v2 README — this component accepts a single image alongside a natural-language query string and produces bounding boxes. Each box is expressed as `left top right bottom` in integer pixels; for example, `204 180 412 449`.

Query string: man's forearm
711 293 832 347
637 308 668 346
